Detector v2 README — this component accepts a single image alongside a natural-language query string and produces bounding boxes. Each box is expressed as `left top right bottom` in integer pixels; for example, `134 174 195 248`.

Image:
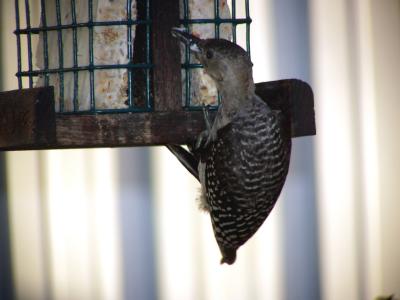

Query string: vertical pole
151 0 182 111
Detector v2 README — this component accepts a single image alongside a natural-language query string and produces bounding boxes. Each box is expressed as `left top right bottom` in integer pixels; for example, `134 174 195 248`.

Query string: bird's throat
219 80 255 113
211 69 255 132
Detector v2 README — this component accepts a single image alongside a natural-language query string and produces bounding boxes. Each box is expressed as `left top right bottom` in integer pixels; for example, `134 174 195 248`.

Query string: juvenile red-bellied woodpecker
168 28 291 265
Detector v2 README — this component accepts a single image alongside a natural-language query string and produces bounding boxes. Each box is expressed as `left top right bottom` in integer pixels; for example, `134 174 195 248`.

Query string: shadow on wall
0 153 14 300
272 0 320 299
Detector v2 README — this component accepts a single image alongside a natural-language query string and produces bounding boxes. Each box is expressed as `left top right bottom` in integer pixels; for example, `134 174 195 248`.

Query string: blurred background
0 0 399 300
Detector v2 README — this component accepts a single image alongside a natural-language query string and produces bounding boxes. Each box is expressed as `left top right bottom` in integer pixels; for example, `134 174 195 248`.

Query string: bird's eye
206 50 213 59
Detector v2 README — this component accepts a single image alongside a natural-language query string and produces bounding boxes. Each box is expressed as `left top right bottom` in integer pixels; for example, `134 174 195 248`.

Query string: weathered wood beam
0 78 315 151
0 87 56 150
55 110 208 149
152 0 182 111
255 79 316 137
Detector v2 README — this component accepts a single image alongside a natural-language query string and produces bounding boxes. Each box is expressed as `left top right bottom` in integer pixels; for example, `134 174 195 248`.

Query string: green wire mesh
14 0 152 114
180 0 251 109
14 0 251 114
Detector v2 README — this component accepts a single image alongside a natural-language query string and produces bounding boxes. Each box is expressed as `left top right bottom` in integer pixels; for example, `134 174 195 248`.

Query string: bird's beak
171 27 202 53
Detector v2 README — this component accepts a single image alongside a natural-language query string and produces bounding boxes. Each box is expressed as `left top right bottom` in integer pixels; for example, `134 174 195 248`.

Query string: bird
168 27 292 265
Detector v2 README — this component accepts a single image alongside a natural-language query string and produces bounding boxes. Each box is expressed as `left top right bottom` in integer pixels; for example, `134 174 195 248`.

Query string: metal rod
71 0 79 112
231 0 237 43
180 17 250 25
24 0 33 87
14 0 23 88
215 0 221 105
183 0 190 108
40 0 49 86
16 63 154 77
15 19 152 34
145 0 152 110
55 0 64 112
245 0 251 56
215 0 220 39
127 0 133 108
88 0 95 111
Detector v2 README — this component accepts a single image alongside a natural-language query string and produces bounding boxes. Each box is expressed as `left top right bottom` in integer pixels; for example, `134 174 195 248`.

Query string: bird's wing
210 100 291 211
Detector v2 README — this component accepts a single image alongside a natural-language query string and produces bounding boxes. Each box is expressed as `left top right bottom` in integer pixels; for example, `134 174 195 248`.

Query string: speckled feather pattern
169 30 292 264
201 95 291 261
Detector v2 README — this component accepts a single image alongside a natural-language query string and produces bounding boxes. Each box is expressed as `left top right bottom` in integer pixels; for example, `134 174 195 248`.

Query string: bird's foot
202 104 212 132
195 129 210 150
194 104 217 150
195 129 218 150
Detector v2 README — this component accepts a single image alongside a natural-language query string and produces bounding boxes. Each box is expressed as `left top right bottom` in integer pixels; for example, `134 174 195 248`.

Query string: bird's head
171 27 255 98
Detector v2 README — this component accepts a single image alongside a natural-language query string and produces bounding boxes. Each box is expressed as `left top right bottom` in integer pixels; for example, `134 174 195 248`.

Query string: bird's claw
195 104 216 150
202 104 212 132
195 130 210 150
195 129 218 150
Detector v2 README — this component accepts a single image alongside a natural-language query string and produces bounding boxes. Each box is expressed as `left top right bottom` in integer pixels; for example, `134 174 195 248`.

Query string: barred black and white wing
202 96 291 264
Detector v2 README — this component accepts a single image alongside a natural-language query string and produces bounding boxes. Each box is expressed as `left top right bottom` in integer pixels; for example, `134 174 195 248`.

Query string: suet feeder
0 0 315 151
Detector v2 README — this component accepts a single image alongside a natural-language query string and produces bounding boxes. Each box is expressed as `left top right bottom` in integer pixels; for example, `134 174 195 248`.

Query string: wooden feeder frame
0 0 316 151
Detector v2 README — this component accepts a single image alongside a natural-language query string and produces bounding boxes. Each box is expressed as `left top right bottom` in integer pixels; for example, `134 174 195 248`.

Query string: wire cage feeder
14 0 252 113
0 0 315 151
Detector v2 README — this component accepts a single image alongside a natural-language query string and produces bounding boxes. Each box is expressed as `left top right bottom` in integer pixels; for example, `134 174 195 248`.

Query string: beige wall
371 0 400 294
2 0 399 299
1 1 18 91
311 0 400 298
